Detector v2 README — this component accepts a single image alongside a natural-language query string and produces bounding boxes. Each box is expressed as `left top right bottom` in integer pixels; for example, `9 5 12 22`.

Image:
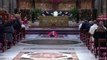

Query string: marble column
0 0 17 13
95 0 106 15
0 0 3 9
2 0 9 12
103 0 106 15
95 0 101 15
9 0 17 13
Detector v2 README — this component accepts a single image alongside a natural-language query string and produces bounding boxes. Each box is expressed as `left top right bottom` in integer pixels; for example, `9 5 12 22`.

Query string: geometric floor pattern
13 51 78 60
0 35 98 60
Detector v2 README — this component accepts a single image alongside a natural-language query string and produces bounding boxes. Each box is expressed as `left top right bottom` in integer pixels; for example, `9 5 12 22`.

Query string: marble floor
0 34 98 60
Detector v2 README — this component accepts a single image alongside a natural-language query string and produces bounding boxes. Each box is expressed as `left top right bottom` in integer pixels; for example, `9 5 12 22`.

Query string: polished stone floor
0 34 98 60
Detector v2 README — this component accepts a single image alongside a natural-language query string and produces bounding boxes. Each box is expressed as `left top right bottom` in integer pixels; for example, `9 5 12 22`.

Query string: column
32 0 35 8
76 0 80 22
76 0 81 9
10 0 17 13
9 0 11 13
2 0 9 12
100 0 103 14
102 0 106 15
0 0 3 8
92 0 97 20
104 0 107 15
0 0 17 13
98 0 102 15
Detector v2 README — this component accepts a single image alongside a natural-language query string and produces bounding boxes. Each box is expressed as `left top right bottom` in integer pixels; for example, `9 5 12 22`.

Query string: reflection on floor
0 34 98 60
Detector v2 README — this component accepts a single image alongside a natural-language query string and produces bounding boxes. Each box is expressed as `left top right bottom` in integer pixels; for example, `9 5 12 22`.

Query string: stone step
26 28 79 35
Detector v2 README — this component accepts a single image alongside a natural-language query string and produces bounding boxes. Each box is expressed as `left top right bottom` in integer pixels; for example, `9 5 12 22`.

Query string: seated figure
48 31 58 37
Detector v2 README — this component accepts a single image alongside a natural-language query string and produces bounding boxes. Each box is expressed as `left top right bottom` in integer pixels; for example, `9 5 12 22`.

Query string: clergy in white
89 24 98 35
89 20 98 35
53 11 58 17
89 21 98 49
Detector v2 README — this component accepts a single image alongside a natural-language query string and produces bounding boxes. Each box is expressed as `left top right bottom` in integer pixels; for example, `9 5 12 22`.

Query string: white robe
89 24 98 35
79 23 82 30
89 24 98 41
89 24 98 49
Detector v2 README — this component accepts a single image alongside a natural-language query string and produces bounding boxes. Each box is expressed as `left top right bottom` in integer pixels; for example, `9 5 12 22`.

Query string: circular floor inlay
21 39 80 45
21 52 72 60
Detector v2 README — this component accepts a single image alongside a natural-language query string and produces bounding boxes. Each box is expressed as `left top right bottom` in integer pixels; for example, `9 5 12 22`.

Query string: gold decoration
39 16 68 27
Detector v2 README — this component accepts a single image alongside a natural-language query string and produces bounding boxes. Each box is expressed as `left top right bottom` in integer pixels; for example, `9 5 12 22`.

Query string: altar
39 16 68 28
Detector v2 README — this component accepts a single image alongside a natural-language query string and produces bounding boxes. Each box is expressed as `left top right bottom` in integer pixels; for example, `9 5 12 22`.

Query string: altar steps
26 28 79 35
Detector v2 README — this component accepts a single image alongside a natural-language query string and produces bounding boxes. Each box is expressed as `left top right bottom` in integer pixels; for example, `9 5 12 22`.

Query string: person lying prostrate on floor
48 31 58 37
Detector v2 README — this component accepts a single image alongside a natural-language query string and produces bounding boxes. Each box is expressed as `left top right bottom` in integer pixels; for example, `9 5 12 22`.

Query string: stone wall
80 0 92 9
18 0 93 10
18 0 32 9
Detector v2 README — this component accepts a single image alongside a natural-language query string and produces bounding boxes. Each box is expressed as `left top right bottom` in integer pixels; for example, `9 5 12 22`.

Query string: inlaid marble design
13 51 78 60
0 35 98 60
